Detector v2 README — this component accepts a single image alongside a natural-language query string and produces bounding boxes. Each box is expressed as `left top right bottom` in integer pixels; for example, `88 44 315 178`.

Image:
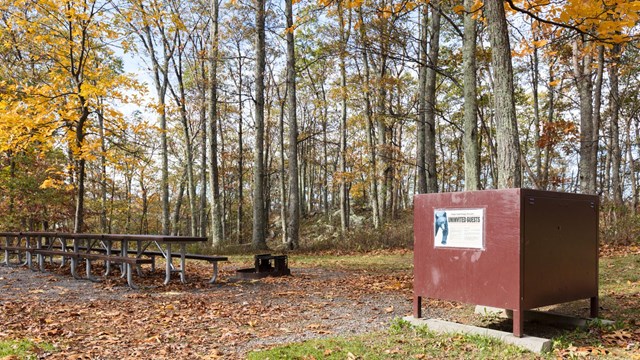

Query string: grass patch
0 339 55 359
289 252 413 272
222 251 413 272
599 254 640 323
248 319 534 360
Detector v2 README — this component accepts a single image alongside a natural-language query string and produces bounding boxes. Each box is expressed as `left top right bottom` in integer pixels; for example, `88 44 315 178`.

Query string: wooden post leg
413 295 422 319
590 296 599 318
513 309 523 338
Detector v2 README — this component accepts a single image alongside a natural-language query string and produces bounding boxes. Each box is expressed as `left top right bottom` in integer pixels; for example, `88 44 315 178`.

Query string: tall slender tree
252 0 268 249
416 4 428 194
462 0 479 190
484 0 521 188
209 0 224 246
337 1 351 232
285 0 299 250
425 3 440 193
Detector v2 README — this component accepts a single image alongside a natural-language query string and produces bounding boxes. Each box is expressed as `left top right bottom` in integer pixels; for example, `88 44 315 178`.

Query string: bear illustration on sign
434 211 449 245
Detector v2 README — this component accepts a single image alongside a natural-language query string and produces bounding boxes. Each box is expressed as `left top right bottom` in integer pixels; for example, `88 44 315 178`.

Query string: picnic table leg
164 243 172 285
16 242 27 266
104 241 112 276
1 235 9 266
39 235 48 271
38 249 45 272
70 257 82 280
126 264 139 290
1 236 8 266
85 259 99 282
179 243 186 284
60 239 67 267
31 235 42 272
26 236 33 270
209 261 219 284
121 240 128 278
136 241 144 276
16 237 31 266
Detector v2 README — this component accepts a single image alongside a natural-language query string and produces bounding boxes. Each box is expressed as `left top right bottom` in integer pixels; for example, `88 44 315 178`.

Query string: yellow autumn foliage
0 0 141 165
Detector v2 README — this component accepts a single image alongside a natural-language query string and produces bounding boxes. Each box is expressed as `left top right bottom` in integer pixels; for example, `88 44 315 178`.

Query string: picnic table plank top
0 232 207 243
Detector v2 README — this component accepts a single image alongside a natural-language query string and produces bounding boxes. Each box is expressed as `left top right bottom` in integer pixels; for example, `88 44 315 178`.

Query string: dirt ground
0 259 426 359
3 255 622 360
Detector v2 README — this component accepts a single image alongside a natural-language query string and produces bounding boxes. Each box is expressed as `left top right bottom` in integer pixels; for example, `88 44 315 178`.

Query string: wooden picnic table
0 232 226 288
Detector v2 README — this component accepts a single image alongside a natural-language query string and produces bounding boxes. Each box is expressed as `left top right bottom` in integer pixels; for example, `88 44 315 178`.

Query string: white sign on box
433 208 484 249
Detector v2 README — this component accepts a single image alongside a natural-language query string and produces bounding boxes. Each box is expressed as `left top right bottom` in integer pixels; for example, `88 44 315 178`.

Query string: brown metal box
413 188 599 337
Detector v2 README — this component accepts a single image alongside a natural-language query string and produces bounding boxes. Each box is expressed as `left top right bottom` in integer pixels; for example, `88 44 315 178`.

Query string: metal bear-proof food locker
413 188 599 337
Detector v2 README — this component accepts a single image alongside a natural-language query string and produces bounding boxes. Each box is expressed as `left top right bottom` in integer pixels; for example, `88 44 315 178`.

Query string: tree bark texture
338 2 350 231
209 0 224 246
484 0 521 189
462 0 480 191
572 38 596 194
593 45 604 194
358 7 380 229
609 44 622 204
425 4 440 193
285 0 300 250
252 0 268 249
416 4 428 194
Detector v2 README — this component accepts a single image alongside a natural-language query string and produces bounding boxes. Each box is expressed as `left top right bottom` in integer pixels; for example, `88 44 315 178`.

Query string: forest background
0 0 639 251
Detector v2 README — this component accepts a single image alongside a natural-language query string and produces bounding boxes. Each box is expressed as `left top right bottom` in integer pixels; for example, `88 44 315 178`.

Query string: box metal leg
590 296 599 318
513 309 523 337
413 295 422 319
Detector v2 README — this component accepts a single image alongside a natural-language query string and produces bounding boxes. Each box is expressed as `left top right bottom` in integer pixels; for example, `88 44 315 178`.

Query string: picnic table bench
41 245 228 283
0 232 228 288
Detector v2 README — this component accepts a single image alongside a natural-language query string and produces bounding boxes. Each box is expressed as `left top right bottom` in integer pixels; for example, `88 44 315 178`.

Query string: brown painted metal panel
414 189 599 336
414 189 523 310
521 189 599 308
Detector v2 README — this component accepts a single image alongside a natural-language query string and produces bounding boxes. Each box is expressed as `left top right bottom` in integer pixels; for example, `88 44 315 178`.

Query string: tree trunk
593 45 604 194
321 83 329 216
237 42 245 243
209 0 224 246
627 120 638 212
358 7 380 229
139 175 149 234
484 0 521 189
337 2 350 231
73 103 90 233
572 38 595 194
609 44 622 204
277 84 288 245
531 39 541 187
416 4 428 194
542 61 556 190
171 44 198 237
425 4 440 193
97 104 108 233
285 0 300 250
171 169 188 236
462 0 479 191
218 99 228 239
252 0 268 249
136 7 171 234
199 56 208 238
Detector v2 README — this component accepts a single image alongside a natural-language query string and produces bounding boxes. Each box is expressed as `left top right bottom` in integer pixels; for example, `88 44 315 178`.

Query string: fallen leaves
556 345 610 357
3 256 638 360
602 329 633 346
